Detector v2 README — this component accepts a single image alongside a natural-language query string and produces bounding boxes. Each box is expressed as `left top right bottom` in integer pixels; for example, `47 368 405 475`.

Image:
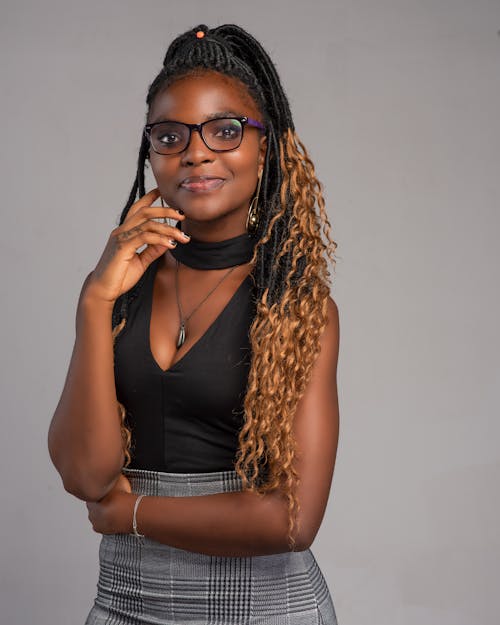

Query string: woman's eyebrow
149 110 242 124
205 110 241 120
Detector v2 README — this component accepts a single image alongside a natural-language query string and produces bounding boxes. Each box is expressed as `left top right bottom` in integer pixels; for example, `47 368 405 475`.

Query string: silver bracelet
132 494 145 539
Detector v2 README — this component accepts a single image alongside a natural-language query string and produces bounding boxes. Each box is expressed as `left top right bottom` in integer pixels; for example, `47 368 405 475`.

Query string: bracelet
132 494 145 539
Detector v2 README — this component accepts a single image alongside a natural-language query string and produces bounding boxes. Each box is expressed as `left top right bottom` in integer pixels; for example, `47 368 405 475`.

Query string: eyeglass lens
149 118 244 154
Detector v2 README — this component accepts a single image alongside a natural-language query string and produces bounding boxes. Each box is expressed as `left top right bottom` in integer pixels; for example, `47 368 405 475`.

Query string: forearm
48 287 124 500
135 489 306 557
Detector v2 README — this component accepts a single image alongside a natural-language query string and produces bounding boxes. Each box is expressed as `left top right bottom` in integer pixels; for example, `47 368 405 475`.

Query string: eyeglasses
143 116 266 155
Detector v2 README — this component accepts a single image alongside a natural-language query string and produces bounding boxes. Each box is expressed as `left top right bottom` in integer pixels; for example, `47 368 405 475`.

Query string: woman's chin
172 198 235 221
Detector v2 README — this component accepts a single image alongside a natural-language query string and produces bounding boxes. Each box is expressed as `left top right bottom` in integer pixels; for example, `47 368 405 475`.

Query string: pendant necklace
168 223 258 348
174 259 245 348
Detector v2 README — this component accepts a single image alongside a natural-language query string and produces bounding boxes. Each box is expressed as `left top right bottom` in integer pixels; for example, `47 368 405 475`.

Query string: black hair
112 23 300 329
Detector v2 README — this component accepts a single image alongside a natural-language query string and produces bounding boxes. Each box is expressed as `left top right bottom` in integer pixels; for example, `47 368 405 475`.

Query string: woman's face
147 71 267 238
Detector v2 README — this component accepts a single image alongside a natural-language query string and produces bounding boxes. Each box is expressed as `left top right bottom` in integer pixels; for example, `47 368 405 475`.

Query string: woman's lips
179 177 225 193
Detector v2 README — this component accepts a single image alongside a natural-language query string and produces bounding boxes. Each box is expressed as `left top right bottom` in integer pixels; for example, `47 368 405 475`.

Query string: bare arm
87 296 341 556
48 189 188 502
47 276 125 502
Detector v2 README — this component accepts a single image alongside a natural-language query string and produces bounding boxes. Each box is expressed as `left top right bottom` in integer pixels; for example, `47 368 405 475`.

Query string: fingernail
169 239 177 246
177 209 185 215
182 232 191 239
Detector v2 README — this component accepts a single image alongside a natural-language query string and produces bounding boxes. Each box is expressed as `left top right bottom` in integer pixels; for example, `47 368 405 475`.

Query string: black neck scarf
169 221 258 270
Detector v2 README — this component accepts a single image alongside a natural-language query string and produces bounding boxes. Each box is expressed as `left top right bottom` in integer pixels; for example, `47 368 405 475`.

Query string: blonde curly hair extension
233 129 337 550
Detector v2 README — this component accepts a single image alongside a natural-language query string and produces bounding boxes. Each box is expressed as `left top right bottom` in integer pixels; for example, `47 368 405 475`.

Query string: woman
48 23 340 625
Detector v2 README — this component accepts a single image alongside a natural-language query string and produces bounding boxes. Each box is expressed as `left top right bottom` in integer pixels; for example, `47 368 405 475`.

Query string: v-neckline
146 257 252 375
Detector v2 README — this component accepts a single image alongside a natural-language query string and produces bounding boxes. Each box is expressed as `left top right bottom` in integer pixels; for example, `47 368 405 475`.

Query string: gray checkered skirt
84 468 338 625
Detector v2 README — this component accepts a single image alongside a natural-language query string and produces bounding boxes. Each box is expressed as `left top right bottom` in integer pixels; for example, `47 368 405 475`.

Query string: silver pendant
177 322 186 348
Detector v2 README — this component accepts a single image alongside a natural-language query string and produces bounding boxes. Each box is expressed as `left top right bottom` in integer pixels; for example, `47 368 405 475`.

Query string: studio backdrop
1 1 499 624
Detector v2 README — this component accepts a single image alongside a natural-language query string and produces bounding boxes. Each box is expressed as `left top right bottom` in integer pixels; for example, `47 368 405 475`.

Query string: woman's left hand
86 473 136 535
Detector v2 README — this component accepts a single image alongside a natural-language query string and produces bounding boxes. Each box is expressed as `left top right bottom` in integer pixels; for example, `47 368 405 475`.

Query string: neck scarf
169 221 257 269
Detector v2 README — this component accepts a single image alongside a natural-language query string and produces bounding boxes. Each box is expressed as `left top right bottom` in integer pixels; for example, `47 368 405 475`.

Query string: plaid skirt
84 468 338 625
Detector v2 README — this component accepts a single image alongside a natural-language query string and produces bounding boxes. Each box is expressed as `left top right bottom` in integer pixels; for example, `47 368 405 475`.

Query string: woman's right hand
83 188 189 304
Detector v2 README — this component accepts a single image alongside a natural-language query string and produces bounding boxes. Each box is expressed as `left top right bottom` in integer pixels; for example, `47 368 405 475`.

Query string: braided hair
112 24 338 550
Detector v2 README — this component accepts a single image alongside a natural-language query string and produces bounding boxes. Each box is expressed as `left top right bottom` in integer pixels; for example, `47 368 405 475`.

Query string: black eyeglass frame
143 116 266 155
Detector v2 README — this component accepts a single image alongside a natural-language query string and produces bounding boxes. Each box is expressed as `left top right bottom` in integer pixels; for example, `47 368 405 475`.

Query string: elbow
290 516 318 552
61 474 113 502
273 515 314 554
57 460 123 502
290 527 313 552
259 491 314 554
48 435 124 501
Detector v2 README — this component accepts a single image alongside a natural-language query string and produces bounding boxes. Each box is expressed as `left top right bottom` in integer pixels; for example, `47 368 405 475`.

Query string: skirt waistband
122 467 246 497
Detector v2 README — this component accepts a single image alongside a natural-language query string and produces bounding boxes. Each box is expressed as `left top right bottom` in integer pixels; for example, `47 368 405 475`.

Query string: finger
141 220 190 244
119 474 133 493
115 474 132 493
125 206 185 227
113 227 184 253
137 243 171 269
125 187 161 222
115 222 190 249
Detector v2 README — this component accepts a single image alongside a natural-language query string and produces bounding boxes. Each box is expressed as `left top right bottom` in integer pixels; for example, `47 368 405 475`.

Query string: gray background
1 0 499 623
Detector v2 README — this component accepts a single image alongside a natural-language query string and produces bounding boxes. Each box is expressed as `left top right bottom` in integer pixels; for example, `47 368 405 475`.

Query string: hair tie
195 30 205 39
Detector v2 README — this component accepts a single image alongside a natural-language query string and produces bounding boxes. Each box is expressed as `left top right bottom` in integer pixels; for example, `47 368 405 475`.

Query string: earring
246 171 263 235
160 196 169 223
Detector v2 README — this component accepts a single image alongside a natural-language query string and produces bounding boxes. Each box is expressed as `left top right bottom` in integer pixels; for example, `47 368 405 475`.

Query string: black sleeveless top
113 256 257 473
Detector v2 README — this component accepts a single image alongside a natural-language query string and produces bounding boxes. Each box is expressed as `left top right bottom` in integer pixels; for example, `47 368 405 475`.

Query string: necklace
170 223 257 347
174 260 245 348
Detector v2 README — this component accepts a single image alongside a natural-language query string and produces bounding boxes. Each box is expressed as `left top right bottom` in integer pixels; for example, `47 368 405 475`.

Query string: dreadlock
111 23 338 551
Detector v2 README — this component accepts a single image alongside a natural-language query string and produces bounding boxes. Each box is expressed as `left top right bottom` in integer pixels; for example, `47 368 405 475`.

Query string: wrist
80 289 116 314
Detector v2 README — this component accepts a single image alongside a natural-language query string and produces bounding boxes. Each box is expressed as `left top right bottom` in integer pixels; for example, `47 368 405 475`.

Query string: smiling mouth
179 177 225 193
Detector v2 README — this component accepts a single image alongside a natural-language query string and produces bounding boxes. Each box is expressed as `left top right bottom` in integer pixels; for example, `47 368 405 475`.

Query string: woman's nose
180 129 214 166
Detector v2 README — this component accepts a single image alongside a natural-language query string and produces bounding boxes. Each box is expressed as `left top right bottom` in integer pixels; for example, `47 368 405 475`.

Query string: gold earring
246 171 263 235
